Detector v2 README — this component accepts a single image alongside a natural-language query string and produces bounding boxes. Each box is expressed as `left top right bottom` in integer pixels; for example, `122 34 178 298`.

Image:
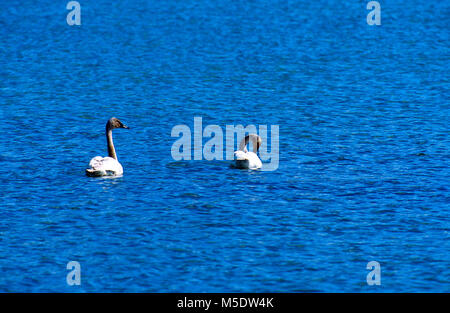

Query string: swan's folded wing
86 156 123 176
88 156 104 169
234 150 249 160
101 157 122 171
247 152 262 169
234 151 262 169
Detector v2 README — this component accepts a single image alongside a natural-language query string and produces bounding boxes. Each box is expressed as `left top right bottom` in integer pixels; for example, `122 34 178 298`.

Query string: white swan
234 134 262 169
86 117 130 177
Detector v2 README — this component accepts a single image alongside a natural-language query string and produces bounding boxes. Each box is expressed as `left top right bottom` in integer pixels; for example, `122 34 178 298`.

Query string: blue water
0 0 448 292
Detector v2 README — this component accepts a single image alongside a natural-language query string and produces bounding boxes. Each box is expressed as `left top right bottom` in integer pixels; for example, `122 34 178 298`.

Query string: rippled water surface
0 0 448 292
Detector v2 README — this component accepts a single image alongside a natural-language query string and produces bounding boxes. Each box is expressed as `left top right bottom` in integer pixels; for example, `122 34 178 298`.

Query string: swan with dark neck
106 118 129 160
86 117 130 177
234 134 262 169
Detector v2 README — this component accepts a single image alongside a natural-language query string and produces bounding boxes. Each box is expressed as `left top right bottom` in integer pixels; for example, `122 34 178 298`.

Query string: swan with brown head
234 134 262 169
86 117 130 177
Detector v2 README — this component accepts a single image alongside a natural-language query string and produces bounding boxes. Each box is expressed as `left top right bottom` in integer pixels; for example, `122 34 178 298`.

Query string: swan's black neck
106 122 117 160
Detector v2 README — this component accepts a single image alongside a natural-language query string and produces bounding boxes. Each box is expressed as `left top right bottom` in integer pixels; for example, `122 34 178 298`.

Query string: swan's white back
234 150 262 169
86 156 123 177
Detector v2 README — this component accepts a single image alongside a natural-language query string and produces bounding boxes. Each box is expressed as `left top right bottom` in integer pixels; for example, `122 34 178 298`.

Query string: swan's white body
234 150 262 169
86 117 129 177
233 134 262 169
86 156 123 177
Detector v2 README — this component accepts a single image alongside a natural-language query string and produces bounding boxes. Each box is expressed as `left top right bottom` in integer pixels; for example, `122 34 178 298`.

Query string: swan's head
107 117 130 130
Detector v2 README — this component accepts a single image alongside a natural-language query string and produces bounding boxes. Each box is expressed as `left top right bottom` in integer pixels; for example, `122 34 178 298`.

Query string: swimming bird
86 117 130 177
234 134 262 169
